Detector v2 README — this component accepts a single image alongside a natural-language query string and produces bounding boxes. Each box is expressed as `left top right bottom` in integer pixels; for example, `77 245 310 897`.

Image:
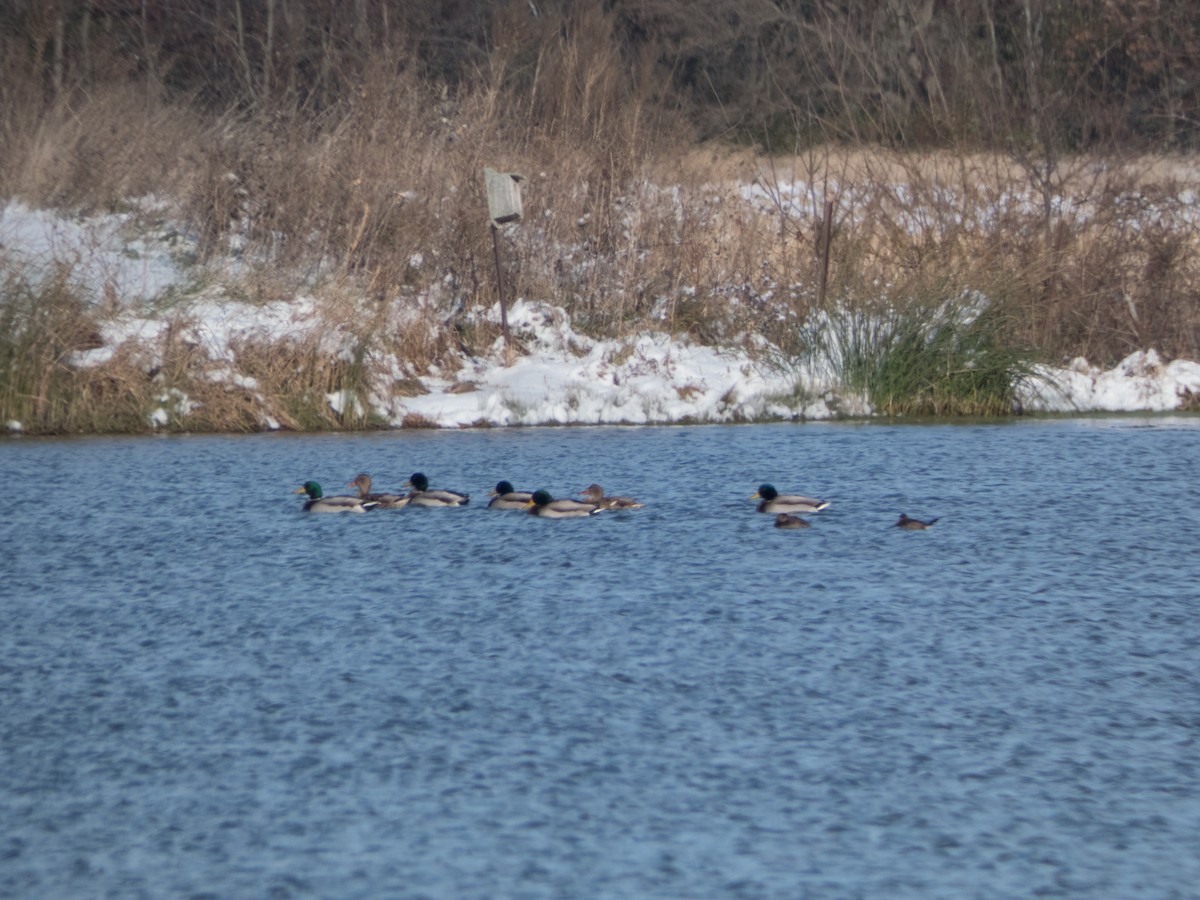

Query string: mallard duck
347 473 410 509
527 489 600 518
752 484 830 515
488 480 533 510
774 513 811 529
404 472 469 507
895 513 939 530
293 481 376 513
579 484 644 510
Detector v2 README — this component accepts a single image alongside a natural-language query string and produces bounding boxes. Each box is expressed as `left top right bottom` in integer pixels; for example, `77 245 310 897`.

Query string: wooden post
484 168 524 366
491 223 512 364
817 199 834 309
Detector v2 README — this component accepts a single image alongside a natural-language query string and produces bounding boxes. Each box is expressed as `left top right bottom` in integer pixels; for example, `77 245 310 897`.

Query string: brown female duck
347 473 410 509
580 484 643 510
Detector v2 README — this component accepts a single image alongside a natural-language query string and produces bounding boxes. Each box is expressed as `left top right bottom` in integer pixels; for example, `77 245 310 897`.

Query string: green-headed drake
895 513 939 530
404 472 469 507
580 484 644 510
488 480 533 510
527 489 600 518
774 513 811 529
752 484 830 515
293 481 376 513
347 473 410 509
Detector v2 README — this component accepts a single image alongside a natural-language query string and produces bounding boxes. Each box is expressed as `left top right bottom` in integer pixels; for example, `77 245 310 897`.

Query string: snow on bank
1 199 191 304
1022 351 1200 413
387 301 834 427
358 303 1200 425
3 200 1199 431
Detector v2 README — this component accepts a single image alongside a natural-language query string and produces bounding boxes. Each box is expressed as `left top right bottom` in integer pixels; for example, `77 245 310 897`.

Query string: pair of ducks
753 484 937 531
293 472 468 513
752 483 829 530
773 513 937 530
488 482 643 518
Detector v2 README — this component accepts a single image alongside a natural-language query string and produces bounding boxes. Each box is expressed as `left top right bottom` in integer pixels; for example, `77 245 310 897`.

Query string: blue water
2 418 1199 898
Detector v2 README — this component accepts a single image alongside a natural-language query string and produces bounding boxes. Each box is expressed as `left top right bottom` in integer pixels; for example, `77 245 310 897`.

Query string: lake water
2 418 1199 899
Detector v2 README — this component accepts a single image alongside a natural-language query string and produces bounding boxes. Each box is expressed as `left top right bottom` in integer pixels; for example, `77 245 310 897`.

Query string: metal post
817 199 834 309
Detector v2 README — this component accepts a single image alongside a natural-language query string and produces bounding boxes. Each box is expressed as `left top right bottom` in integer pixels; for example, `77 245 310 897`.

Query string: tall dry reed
2 7 1198 433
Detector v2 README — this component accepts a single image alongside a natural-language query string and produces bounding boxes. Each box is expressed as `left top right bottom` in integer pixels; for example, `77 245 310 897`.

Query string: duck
293 481 377 513
488 480 534 510
404 472 469 507
774 513 811 529
752 484 830 515
895 513 939 530
527 489 600 518
579 484 644 510
347 473 410 509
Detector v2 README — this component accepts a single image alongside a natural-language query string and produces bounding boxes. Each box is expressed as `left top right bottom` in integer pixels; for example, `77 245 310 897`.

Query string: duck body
753 484 830 515
488 480 533 510
774 513 811 529
527 489 600 518
294 481 376 513
405 472 469 507
580 484 643 510
347 473 410 509
895 513 939 530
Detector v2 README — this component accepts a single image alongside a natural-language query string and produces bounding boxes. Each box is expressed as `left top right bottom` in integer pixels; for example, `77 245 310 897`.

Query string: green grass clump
805 291 1043 417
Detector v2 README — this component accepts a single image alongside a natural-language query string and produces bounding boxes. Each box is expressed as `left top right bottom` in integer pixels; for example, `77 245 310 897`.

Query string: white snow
1022 350 1200 413
1 199 190 305
3 198 1198 431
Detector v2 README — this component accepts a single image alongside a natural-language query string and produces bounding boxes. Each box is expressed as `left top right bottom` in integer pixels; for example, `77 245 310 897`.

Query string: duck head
753 484 779 501
580 484 605 502
294 481 323 499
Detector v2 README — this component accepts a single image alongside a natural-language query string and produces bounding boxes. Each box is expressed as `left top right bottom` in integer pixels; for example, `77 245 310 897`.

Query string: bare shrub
3 4 1200 437
11 82 202 211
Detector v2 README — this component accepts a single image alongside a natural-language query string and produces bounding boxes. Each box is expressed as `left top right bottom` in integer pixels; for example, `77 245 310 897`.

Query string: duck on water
294 482 377 513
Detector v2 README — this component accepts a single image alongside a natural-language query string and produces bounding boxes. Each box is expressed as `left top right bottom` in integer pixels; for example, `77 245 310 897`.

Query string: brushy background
3 1 1199 431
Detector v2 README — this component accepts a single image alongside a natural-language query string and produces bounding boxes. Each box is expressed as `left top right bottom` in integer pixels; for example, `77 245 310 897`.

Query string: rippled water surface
3 418 1200 898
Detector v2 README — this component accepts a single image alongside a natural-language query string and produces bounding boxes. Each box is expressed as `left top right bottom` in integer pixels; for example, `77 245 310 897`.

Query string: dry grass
737 146 1200 364
3 19 1199 432
7 82 205 212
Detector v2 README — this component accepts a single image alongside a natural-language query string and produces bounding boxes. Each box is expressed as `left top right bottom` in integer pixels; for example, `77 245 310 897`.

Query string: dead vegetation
2 2 1198 432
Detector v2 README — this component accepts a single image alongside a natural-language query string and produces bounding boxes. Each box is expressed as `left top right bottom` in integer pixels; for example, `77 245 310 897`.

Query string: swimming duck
527 489 600 518
293 481 376 513
579 484 644 510
895 513 939 530
347 473 410 509
404 472 469 507
752 484 830 515
488 480 534 510
774 513 811 529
